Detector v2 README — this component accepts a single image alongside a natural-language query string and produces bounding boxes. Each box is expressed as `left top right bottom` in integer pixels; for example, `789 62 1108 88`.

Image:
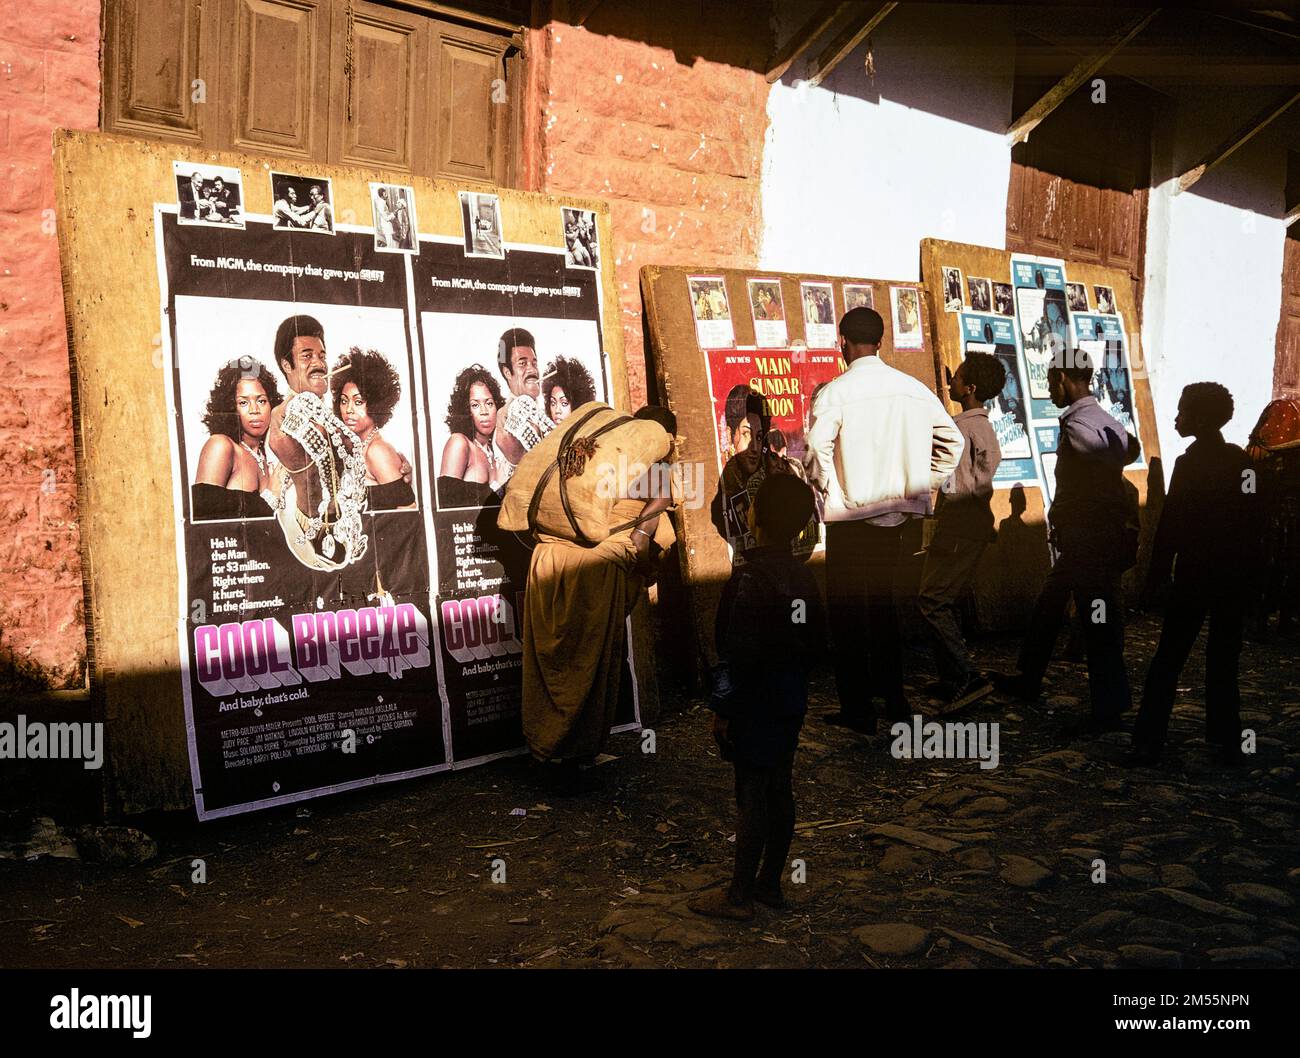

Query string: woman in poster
439 364 507 498
542 355 597 426
192 358 281 520
331 348 416 512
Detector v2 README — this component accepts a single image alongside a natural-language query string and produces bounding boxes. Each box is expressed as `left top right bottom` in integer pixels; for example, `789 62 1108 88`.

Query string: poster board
54 130 655 817
920 238 1162 628
641 264 942 668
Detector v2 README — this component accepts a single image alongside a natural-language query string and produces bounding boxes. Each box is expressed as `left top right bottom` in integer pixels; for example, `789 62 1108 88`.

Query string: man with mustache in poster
493 327 555 481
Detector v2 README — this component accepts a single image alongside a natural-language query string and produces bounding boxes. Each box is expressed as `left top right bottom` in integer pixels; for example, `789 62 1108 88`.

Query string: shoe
1062 715 1126 739
1121 746 1161 768
990 672 1040 702
944 675 994 711
822 711 877 736
688 887 755 921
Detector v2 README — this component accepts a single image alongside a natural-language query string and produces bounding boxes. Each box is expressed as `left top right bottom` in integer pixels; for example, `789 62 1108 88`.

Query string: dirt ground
2 614 1298 970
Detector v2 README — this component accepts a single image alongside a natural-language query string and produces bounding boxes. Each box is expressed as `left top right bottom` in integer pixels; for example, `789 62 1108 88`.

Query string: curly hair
542 355 596 419
445 364 504 439
962 351 1008 402
1181 381 1234 430
201 358 282 440
331 347 402 428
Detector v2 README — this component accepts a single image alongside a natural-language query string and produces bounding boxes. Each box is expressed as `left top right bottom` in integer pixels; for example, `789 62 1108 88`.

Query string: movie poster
157 211 441 819
959 313 1036 486
156 192 633 818
1071 311 1144 467
1011 255 1069 416
703 347 841 559
410 238 618 764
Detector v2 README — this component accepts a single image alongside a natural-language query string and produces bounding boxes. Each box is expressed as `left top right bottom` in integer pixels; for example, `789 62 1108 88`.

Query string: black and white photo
942 265 964 312
992 281 1013 316
371 182 419 254
461 190 504 259
1094 284 1116 314
173 161 244 229
967 275 991 313
561 206 599 270
270 172 335 234
1066 281 1089 313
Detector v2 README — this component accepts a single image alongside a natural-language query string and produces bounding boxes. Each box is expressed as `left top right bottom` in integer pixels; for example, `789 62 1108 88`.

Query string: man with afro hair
1128 382 1255 767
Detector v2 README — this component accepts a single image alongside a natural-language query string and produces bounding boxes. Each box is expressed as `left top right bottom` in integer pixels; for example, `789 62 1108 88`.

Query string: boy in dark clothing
918 352 1006 708
1127 383 1255 767
690 474 825 920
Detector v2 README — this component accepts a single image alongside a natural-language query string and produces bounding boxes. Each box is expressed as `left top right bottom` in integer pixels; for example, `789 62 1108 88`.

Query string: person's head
202 358 282 444
748 473 814 548
949 351 1007 406
765 427 787 456
309 185 323 204
727 390 768 474
378 187 388 203
838 307 884 363
446 364 504 440
497 327 539 398
285 186 297 204
190 172 203 188
332 348 402 436
273 315 327 397
634 405 677 437
542 355 596 424
1176 382 1233 438
213 177 224 193
1034 270 1044 289
1047 350 1093 409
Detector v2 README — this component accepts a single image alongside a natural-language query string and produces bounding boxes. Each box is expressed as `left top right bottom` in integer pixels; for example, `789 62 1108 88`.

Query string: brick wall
0 1 100 689
527 6 773 405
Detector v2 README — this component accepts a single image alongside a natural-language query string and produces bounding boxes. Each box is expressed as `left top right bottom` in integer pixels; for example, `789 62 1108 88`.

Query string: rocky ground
1 613 1297 969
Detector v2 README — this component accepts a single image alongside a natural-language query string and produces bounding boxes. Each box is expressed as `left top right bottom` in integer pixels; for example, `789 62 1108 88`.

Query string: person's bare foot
687 888 754 920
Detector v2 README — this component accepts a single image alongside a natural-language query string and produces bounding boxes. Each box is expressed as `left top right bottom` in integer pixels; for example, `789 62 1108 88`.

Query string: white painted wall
759 2 1015 278
1142 89 1287 466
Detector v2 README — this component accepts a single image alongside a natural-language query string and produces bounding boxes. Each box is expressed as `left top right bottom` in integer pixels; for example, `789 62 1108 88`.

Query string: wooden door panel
1275 238 1300 397
1068 181 1103 263
222 0 329 158
329 2 429 173
435 33 506 183
103 0 210 142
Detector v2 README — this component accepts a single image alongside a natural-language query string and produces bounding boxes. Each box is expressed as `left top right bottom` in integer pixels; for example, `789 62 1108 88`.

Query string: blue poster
959 312 1036 485
1011 256 1069 422
1071 311 1144 468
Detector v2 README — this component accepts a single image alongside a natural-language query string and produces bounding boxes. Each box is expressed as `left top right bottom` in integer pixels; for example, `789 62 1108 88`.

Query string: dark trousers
918 535 987 686
826 520 907 719
1016 541 1132 721
732 754 795 900
1133 579 1243 753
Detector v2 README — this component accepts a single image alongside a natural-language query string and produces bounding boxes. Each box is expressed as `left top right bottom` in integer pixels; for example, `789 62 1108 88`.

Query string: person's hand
711 713 731 752
398 455 413 485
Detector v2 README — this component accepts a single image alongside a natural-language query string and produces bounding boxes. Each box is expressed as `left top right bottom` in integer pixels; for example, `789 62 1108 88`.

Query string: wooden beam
1177 90 1300 194
1286 204 1300 227
766 1 851 84
1006 9 1160 146
806 2 897 89
570 0 604 26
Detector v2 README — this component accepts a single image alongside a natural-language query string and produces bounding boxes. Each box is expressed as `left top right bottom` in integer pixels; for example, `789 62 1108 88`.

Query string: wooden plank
1177 90 1300 194
1006 9 1160 146
806 1 896 89
766 1 850 83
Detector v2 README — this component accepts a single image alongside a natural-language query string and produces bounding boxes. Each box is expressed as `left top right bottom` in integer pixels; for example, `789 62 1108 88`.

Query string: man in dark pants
1127 383 1254 766
805 308 963 734
994 353 1141 731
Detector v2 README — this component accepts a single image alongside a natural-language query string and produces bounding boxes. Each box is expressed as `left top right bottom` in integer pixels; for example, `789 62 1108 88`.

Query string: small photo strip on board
269 172 335 235
371 183 419 254
174 161 245 229
461 191 505 259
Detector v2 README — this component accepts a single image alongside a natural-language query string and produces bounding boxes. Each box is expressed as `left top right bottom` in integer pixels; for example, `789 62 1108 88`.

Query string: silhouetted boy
691 474 824 920
1127 383 1254 767
918 352 1006 707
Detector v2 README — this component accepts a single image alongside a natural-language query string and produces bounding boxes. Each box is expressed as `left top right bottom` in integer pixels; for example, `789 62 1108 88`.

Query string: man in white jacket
805 307 964 734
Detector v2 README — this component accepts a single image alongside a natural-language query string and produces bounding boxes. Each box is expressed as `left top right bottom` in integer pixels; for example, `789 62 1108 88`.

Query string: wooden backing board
641 264 941 670
52 129 646 815
919 238 1163 629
